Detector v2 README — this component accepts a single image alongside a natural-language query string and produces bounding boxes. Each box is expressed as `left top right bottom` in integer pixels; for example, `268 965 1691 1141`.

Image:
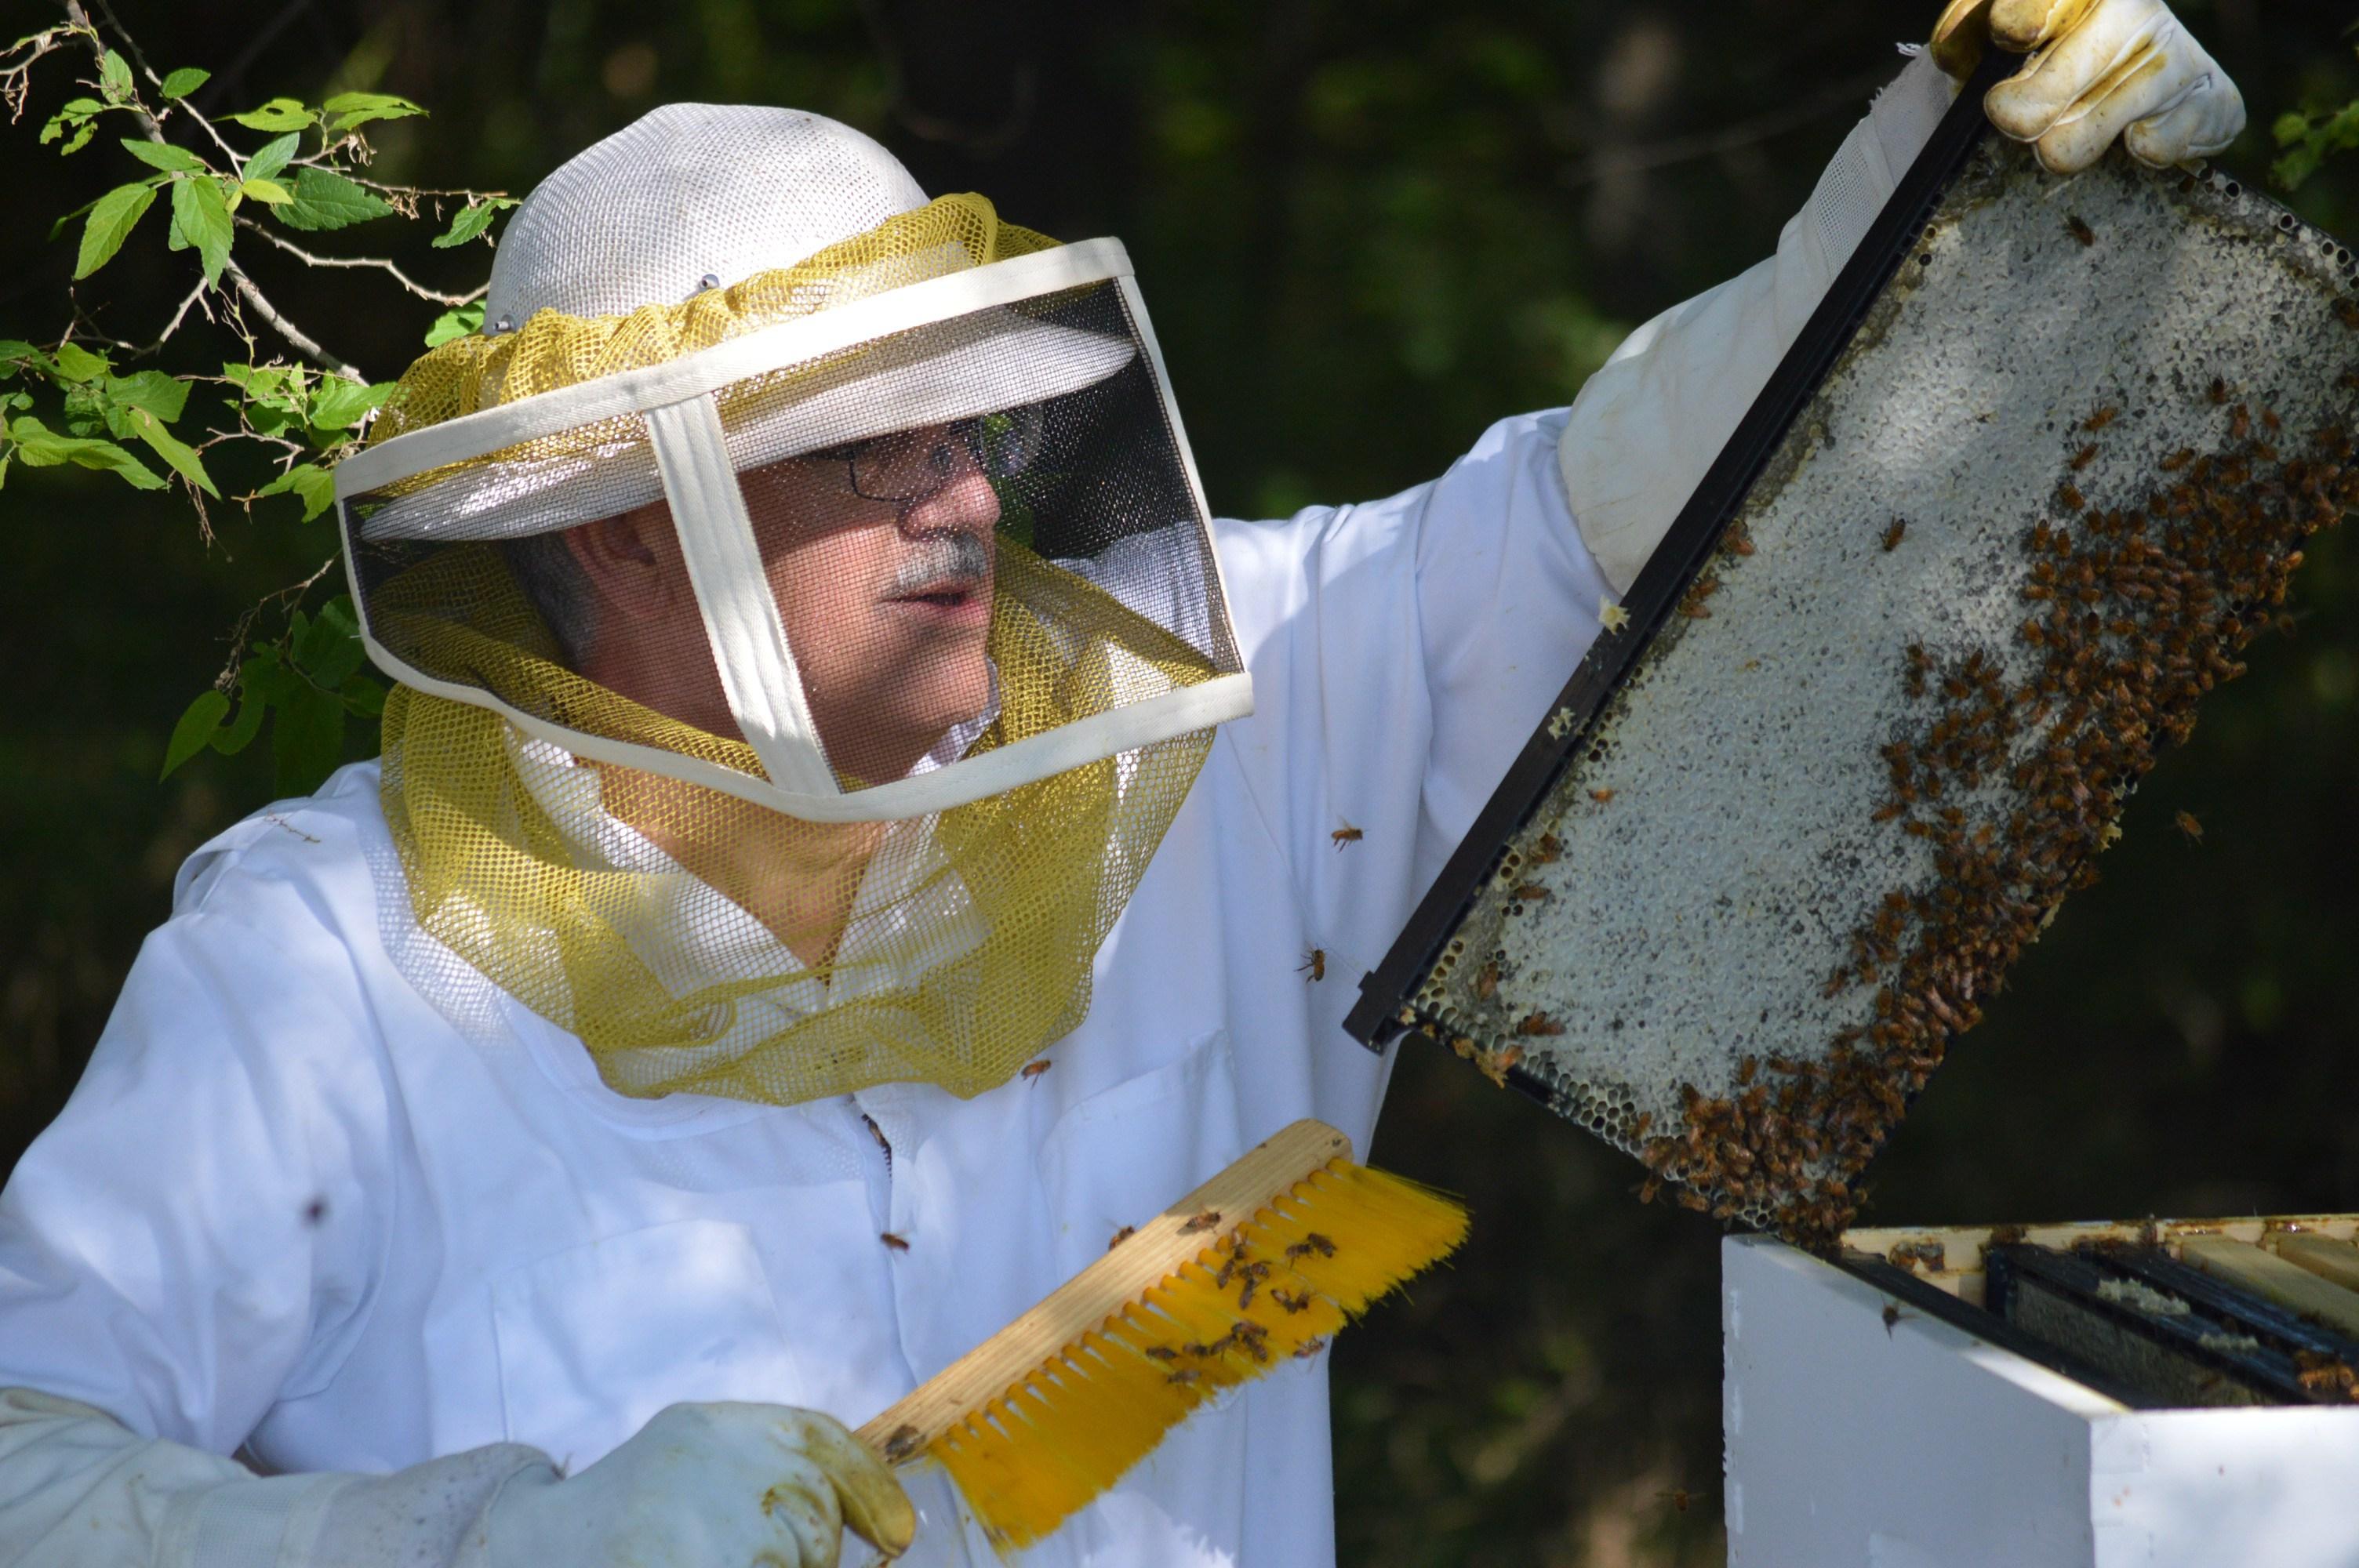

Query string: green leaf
170 173 234 286
423 301 485 347
49 191 103 241
295 595 369 687
256 460 338 521
240 177 291 205
125 405 218 496
97 49 133 104
307 376 394 433
321 90 426 134
340 672 387 718
0 340 39 378
51 342 110 382
120 136 203 173
431 196 515 249
274 166 394 231
226 97 315 132
39 96 104 151
159 67 210 101
242 131 300 185
210 654 281 757
105 369 191 423
272 679 347 796
162 689 230 778
5 414 165 488
73 180 158 278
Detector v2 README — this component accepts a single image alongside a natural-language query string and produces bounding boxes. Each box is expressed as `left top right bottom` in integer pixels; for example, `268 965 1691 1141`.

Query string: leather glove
481 1402 917 1567
1930 0 2245 172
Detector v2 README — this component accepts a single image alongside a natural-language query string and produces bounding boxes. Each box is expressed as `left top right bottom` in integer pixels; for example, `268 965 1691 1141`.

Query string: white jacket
0 56 1947 1568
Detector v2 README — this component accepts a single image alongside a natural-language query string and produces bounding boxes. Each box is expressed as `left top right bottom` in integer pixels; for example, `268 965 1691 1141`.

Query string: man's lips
883 571 990 623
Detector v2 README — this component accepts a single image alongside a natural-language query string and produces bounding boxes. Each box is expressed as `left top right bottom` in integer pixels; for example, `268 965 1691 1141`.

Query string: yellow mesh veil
343 189 1245 1105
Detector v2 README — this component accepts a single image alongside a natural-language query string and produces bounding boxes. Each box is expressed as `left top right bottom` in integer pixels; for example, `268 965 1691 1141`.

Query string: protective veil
335 106 1249 1108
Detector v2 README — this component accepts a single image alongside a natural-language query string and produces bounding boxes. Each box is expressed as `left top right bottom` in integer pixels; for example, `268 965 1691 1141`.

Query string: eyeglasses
809 407 1046 505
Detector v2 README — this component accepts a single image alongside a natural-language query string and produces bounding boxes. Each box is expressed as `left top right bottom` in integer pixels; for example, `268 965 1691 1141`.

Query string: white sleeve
1560 51 1954 593
0 1386 547 1567
0 829 554 1566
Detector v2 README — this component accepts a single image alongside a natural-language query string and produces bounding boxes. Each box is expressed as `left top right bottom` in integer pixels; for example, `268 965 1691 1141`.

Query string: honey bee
1881 1303 1914 1338
2083 406 2121 432
1331 821 1364 849
1528 833 1563 866
2208 376 2230 405
881 1232 911 1252
1510 884 1552 902
2160 447 2195 472
1474 960 1500 1000
1515 1012 1565 1037
1180 1210 1223 1235
2065 214 2095 247
1721 523 1757 557
1881 517 1908 552
1108 1225 1136 1250
1285 1232 1337 1260
1299 948 1326 982
1142 1344 1180 1362
1166 1368 1203 1387
1590 787 1616 804
1292 1337 1329 1359
1737 1056 1759 1087
2337 296 2359 330
1637 1174 1663 1205
1021 1058 1053 1083
2071 443 2101 472
2059 482 2086 512
881 1424 925 1462
2230 405 2251 441
1270 1287 1313 1314
1657 1487 1701 1515
2175 809 2204 844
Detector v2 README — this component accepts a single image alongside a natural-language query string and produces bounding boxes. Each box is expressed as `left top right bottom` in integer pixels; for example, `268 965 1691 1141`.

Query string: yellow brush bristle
926 1158 1468 1550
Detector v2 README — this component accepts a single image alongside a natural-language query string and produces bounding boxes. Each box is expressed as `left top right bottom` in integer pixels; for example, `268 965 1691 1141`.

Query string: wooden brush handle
853 1118 1352 1463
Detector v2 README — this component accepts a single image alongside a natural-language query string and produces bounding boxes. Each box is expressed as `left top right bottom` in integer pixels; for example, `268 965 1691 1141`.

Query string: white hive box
1724 1227 2359 1568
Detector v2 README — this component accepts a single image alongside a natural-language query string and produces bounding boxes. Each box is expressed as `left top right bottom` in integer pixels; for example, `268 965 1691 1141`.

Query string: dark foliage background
2 2 2354 1562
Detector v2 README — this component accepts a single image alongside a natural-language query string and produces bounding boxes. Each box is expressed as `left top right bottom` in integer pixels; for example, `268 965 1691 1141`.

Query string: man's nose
905 439 1001 537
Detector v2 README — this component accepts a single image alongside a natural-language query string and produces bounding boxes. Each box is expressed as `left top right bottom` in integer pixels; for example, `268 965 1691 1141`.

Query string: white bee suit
0 58 1950 1568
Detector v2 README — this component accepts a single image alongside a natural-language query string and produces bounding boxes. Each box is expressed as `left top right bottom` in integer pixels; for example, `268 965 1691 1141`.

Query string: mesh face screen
341 198 1245 1105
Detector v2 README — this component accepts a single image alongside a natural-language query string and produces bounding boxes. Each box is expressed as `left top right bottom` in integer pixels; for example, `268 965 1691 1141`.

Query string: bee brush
852 1118 1467 1552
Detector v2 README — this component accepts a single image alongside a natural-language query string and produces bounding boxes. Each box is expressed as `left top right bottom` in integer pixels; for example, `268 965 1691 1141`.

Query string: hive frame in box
1727 1228 2359 1567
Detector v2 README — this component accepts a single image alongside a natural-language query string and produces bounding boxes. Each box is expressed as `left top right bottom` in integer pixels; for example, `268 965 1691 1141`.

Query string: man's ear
562 503 682 622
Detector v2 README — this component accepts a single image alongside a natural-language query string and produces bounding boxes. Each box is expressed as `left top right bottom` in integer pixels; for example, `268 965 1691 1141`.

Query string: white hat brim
356 308 1136 543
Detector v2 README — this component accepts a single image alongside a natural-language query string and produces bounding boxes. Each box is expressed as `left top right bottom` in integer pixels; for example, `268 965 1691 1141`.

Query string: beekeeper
0 4 2243 1565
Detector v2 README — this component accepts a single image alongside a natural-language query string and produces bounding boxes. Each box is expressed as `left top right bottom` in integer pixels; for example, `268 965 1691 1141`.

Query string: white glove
1931 0 2245 172
0 1388 913 1568
476 1402 916 1568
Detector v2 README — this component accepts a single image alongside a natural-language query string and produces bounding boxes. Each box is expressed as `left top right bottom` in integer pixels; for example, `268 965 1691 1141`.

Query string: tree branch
59 0 365 378
233 216 486 307
224 263 365 379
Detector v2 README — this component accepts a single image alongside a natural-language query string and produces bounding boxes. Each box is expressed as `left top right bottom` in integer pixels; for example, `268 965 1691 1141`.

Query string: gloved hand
1930 0 2245 172
480 1402 917 1567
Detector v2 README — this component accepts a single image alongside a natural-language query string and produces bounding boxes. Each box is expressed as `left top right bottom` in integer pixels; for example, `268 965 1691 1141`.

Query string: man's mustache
885 532 992 597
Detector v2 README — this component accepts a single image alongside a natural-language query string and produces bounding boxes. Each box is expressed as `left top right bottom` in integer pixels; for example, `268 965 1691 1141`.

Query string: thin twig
147 277 213 350
224 262 365 379
232 215 485 307
0 24 78 122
